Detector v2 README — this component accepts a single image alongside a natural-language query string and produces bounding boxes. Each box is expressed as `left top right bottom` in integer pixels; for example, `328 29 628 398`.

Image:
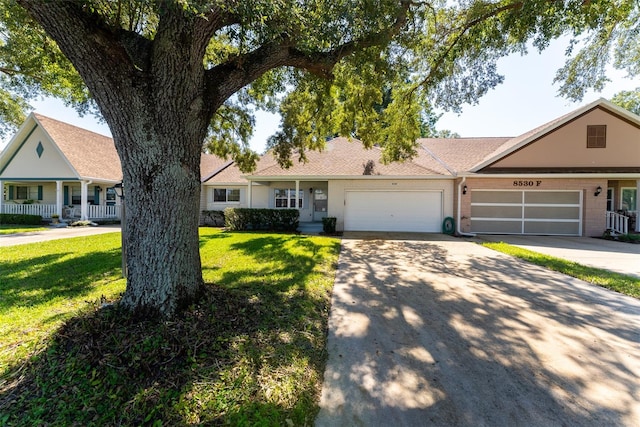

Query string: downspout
457 176 475 237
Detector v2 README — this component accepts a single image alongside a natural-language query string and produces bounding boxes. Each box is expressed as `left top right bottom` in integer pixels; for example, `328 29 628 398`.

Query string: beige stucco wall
491 108 640 169
328 178 454 231
458 177 608 236
1 127 76 179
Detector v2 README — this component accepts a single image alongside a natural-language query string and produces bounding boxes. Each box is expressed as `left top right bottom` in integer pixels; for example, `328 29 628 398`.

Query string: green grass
0 224 48 235
482 242 640 299
0 228 340 426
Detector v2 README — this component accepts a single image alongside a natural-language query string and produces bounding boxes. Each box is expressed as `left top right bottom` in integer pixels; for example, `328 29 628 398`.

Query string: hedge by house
224 208 299 232
0 213 42 225
200 210 226 227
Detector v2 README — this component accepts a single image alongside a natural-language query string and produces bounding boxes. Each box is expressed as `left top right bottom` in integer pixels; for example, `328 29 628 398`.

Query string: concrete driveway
316 233 640 426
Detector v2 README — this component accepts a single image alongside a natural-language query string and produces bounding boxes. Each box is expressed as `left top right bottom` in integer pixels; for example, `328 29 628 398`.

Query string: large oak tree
5 0 638 317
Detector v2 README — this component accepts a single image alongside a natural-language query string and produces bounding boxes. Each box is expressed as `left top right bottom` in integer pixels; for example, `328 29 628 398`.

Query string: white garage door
344 191 443 232
470 190 582 235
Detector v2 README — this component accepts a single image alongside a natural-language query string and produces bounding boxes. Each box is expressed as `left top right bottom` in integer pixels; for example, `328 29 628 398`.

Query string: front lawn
0 228 340 426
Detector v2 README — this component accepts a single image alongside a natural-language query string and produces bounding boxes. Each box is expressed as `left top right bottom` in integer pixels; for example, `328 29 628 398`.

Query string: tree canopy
4 0 639 317
3 1 636 156
611 88 640 115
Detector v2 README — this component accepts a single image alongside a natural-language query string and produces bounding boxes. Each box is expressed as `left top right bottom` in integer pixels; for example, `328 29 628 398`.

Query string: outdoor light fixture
463 185 468 195
594 186 602 197
95 185 102 192
113 182 124 199
309 187 313 194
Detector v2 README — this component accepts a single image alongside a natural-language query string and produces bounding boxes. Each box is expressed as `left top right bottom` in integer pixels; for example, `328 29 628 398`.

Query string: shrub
224 208 299 232
618 233 640 243
322 217 337 234
0 213 42 225
200 210 225 227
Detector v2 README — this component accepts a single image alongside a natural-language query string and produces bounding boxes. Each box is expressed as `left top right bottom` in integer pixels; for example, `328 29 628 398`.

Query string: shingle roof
36 114 229 182
200 153 232 181
250 137 450 178
419 137 511 174
35 114 122 181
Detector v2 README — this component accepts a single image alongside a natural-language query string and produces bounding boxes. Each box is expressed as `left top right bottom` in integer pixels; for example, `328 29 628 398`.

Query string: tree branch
416 1 524 89
207 0 412 103
16 1 141 81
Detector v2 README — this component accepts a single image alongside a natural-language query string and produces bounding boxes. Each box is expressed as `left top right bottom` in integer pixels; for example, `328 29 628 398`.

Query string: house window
15 186 40 200
106 187 116 202
71 187 81 205
587 125 606 148
620 188 637 211
213 188 240 203
275 189 303 208
606 188 614 211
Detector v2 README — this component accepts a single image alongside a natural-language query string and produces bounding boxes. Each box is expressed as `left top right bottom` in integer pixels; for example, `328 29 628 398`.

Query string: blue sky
7 37 639 152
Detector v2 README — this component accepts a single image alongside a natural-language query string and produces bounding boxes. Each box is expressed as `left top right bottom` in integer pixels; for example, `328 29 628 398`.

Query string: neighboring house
203 98 640 236
0 113 228 221
3 99 639 236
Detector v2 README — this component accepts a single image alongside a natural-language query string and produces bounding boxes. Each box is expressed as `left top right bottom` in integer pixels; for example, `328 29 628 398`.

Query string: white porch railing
1 203 121 220
2 203 57 218
88 204 121 219
606 211 629 235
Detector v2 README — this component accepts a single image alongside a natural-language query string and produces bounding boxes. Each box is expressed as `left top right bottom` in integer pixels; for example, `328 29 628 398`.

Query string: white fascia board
245 175 453 181
203 182 248 186
460 172 640 179
0 114 39 174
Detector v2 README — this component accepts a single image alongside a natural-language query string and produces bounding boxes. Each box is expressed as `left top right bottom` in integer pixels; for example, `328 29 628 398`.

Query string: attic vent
36 141 44 158
587 125 606 148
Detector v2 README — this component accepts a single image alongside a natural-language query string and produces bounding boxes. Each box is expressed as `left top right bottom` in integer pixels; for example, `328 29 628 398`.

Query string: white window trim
274 188 303 209
212 188 241 204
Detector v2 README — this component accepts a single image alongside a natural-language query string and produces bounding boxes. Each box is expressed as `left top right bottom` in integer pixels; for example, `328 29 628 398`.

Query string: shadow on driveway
316 234 640 426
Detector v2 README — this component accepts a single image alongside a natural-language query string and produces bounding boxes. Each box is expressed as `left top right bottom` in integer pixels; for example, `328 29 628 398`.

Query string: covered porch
1 179 121 221
246 179 330 223
605 179 639 235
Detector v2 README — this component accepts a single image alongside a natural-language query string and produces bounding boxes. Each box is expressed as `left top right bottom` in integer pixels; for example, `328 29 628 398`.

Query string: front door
313 188 328 221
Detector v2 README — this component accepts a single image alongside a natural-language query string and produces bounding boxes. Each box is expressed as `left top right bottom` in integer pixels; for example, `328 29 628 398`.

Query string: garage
344 190 443 232
470 190 582 235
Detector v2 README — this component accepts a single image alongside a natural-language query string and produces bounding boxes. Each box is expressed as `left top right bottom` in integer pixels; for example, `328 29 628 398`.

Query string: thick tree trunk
115 118 205 316
16 1 245 317
97 60 213 316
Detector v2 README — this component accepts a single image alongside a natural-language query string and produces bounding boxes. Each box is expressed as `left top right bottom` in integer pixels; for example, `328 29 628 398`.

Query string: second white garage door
344 190 443 232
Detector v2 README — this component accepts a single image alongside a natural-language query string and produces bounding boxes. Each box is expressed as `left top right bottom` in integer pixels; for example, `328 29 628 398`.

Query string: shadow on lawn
0 248 122 310
0 233 340 426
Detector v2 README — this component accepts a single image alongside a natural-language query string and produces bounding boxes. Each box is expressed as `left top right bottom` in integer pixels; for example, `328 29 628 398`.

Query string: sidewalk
0 225 121 247
476 235 640 278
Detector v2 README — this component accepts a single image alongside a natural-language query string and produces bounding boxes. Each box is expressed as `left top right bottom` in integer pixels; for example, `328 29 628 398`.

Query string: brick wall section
458 177 608 236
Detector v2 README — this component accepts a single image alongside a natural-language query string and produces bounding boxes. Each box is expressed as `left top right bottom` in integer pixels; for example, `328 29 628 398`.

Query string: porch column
247 180 252 208
0 180 3 214
55 181 63 217
295 180 300 209
80 181 88 220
